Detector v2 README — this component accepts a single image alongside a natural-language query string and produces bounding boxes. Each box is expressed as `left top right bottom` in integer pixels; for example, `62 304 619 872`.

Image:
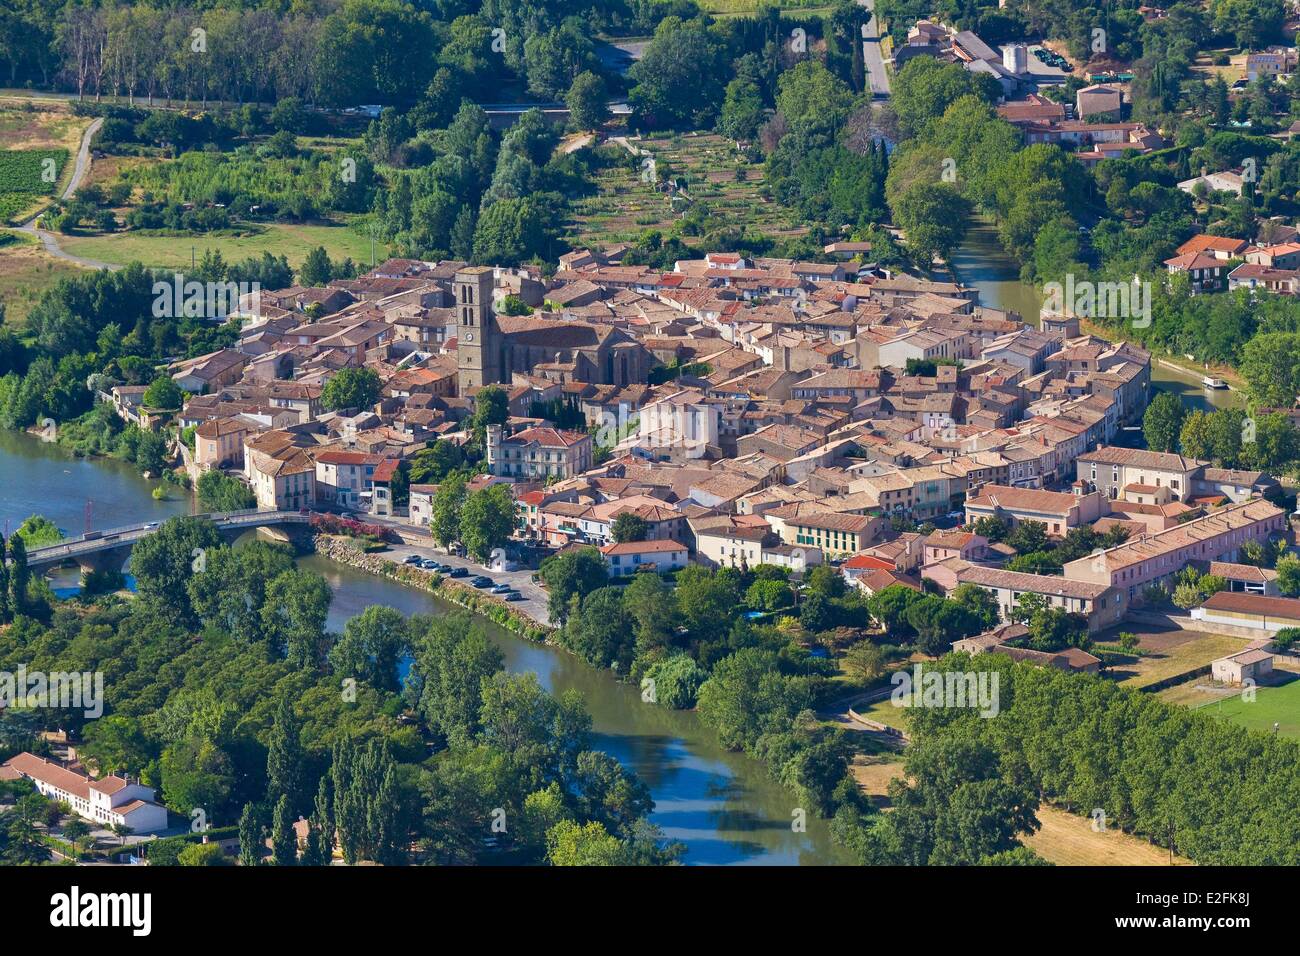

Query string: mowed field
1195 675 1300 738
58 223 387 273
1025 806 1193 866
566 132 804 247
1107 630 1250 689
852 757 1192 865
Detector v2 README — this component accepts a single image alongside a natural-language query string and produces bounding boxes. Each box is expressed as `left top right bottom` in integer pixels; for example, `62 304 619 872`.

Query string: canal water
9 229 1233 865
950 220 1245 413
1 429 848 865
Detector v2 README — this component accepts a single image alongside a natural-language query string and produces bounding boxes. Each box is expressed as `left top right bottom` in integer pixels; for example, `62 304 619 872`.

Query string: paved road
26 510 309 567
858 0 892 98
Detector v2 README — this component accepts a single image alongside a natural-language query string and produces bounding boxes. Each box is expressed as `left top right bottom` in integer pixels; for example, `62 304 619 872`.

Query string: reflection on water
0 428 192 536
300 553 851 866
951 221 1244 414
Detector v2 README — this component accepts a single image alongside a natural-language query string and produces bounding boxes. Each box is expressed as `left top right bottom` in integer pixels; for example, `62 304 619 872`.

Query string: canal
949 220 1245 413
4 227 1232 865
1 429 848 865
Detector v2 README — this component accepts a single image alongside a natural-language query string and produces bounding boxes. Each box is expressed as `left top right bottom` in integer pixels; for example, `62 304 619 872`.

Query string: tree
471 385 508 432
1277 554 1300 597
894 182 971 268
408 440 464 485
842 642 886 682
644 655 707 709
1241 332 1300 407
196 470 256 512
610 512 648 544
15 514 64 548
80 716 151 777
566 71 608 131
410 612 504 745
546 819 629 866
566 586 634 671
142 374 184 410
321 367 381 412
266 696 307 814
271 794 296 866
178 842 229 866
238 802 262 867
775 60 855 136
674 565 743 648
1143 392 1187 453
717 76 765 143
539 547 608 626
459 483 514 563
261 569 332 669
329 605 410 694
299 246 334 286
627 17 725 129
129 516 223 624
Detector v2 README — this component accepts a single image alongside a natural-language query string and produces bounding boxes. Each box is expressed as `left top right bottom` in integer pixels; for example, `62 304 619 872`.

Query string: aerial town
0 0 1295 913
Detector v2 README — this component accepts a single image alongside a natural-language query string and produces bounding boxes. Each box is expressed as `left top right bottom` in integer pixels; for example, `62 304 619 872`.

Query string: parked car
447 567 469 578
504 591 524 602
471 576 494 588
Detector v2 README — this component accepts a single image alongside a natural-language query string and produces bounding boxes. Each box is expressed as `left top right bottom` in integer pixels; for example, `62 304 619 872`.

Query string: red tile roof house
1 752 169 833
922 530 988 566
600 539 689 576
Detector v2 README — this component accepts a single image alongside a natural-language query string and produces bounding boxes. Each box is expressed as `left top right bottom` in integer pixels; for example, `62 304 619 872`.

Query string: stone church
455 267 653 395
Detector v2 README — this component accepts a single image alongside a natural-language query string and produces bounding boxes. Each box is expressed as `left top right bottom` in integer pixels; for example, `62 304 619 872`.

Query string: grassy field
1110 632 1249 689
851 757 1191 864
1025 806 1193 866
567 132 804 247
58 223 387 273
0 232 86 326
1195 676 1300 738
852 697 911 732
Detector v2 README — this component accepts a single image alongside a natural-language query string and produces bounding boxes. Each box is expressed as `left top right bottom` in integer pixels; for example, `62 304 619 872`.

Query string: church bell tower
455 266 500 395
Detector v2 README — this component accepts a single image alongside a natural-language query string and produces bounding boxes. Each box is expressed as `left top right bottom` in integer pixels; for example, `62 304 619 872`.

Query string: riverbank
1078 317 1248 393
312 533 554 643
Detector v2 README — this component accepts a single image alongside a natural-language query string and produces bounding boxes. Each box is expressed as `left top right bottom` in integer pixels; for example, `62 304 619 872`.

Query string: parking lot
377 532 553 626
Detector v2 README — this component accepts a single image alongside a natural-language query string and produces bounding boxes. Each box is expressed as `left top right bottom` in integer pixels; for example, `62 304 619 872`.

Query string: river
949 220 1245 413
5 227 1223 865
0 429 848 865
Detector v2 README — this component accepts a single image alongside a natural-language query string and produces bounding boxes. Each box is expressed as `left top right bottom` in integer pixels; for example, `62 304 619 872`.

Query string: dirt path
14 117 120 270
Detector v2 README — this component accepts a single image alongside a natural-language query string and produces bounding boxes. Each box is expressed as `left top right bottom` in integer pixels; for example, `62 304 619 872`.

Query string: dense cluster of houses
1163 226 1300 295
109 240 1294 663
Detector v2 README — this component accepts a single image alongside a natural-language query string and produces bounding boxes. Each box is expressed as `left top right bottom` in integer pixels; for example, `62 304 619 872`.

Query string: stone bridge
24 510 314 576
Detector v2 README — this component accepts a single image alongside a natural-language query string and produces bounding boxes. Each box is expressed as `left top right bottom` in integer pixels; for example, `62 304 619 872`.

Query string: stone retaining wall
312 534 554 643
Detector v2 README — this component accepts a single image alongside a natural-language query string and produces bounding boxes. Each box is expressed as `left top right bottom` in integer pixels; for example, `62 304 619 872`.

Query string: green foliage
14 514 64 549
320 367 381 412
196 470 256 512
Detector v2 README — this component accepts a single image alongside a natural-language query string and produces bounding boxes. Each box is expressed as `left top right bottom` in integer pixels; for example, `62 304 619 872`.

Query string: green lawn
1197 677 1300 738
59 223 388 273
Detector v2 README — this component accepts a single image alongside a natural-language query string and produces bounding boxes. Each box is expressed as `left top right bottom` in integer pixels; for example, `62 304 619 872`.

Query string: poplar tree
271 794 297 866
238 802 262 867
266 696 306 814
